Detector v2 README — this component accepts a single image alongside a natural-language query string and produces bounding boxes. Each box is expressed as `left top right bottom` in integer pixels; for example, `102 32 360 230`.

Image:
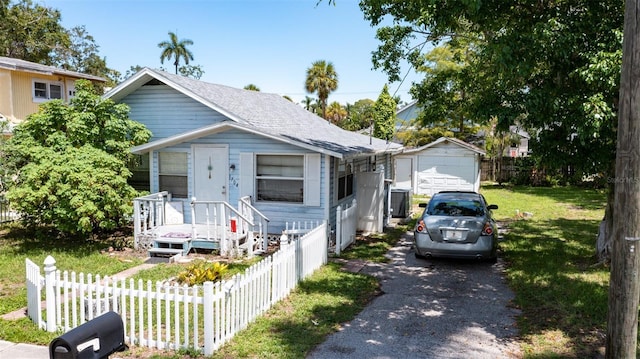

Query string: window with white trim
128 153 150 191
159 152 188 198
256 154 304 203
337 159 354 200
32 80 63 102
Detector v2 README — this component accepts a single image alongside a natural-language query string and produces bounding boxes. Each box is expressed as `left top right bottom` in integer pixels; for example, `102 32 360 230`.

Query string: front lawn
0 185 623 358
0 224 145 343
483 185 610 358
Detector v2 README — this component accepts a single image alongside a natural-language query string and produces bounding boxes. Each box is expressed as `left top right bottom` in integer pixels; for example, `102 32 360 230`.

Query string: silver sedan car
413 191 499 262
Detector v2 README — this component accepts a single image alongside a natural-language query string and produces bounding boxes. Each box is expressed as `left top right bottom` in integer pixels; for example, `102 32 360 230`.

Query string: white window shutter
304 153 321 206
239 152 254 199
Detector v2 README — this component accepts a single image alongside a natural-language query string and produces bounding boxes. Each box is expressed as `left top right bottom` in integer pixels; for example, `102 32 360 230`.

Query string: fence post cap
44 255 56 266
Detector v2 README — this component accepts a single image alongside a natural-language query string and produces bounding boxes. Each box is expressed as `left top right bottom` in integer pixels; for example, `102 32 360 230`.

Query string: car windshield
427 198 485 217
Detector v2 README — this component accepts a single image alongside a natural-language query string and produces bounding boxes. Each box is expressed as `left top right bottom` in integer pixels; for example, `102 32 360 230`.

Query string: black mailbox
49 311 127 359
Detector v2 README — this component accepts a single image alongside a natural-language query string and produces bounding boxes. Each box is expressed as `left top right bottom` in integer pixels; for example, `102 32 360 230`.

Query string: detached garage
393 137 485 196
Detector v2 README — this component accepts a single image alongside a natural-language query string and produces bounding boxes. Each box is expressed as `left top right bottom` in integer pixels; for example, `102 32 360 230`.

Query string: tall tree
178 64 204 79
325 101 347 124
158 31 194 74
373 84 396 141
0 0 68 63
305 60 338 119
302 96 315 111
413 42 476 135
345 99 376 131
606 0 640 356
360 0 622 182
51 25 111 87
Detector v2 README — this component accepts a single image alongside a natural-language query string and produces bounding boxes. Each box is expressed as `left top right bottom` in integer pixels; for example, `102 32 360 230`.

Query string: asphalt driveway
307 230 521 359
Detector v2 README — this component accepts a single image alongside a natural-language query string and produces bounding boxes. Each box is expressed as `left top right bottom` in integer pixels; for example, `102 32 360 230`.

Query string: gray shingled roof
107 68 402 158
0 56 106 82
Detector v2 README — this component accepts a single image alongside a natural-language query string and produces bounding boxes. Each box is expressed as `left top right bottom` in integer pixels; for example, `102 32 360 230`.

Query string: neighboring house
104 68 403 236
395 100 420 130
393 137 485 196
0 56 106 128
506 125 530 157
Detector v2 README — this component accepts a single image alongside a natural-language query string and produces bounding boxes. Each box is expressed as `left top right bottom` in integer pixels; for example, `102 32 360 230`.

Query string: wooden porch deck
134 193 271 258
149 224 248 257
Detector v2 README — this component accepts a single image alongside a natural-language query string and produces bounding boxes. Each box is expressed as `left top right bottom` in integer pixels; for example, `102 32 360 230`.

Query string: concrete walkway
0 339 50 359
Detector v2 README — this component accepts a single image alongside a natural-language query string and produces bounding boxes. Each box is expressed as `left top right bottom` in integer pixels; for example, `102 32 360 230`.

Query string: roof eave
131 121 346 158
402 137 486 156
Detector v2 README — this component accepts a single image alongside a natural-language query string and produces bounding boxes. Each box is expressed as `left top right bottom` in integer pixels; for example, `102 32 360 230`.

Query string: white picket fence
335 199 357 256
25 221 328 356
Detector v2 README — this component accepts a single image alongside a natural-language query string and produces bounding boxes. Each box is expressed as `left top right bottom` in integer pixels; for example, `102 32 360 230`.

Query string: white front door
193 145 229 203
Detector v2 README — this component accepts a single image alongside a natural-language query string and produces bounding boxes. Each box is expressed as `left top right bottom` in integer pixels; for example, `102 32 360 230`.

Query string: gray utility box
390 188 412 218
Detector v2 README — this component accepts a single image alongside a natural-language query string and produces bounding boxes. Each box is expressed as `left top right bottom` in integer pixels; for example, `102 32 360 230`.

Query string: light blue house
104 68 402 256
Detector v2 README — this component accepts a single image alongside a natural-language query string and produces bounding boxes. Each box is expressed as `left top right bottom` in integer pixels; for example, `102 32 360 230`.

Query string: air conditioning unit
390 188 412 218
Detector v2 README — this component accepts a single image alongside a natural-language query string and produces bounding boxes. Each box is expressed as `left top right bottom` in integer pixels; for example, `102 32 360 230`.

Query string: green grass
336 222 413 263
482 184 610 358
209 263 378 359
0 185 620 358
0 223 145 344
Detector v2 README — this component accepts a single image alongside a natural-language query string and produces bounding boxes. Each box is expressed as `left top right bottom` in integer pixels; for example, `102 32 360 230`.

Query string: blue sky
41 0 423 105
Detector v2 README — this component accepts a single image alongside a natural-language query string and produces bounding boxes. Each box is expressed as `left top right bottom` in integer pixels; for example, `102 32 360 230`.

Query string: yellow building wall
1 67 102 126
13 71 62 123
0 69 13 121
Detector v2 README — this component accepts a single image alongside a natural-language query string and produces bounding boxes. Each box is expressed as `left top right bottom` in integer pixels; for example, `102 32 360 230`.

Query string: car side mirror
487 204 498 210
418 203 427 208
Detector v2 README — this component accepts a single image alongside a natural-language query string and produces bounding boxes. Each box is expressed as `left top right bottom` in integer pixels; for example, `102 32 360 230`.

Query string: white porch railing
335 199 357 256
26 221 328 356
239 196 270 251
0 195 18 223
132 191 169 249
190 199 267 257
132 193 270 257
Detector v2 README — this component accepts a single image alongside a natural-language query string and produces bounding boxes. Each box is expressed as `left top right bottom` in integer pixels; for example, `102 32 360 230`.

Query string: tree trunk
605 1 640 357
597 187 615 263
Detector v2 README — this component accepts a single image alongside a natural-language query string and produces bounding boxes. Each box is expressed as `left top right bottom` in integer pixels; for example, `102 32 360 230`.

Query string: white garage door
416 155 476 196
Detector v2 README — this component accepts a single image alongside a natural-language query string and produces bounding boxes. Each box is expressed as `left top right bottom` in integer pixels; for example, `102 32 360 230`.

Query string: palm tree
158 31 194 74
302 96 315 111
326 101 347 124
305 60 338 119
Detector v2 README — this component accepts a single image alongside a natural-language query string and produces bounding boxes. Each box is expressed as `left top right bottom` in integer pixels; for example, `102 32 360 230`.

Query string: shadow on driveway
308 231 521 359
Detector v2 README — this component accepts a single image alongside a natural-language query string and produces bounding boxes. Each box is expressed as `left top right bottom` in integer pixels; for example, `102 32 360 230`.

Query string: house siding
14 72 41 121
0 69 12 120
0 66 99 124
113 69 402 236
148 129 327 233
122 84 227 140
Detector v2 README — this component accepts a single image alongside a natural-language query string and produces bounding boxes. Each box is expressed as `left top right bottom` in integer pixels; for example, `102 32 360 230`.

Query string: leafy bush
177 261 229 286
1 80 151 235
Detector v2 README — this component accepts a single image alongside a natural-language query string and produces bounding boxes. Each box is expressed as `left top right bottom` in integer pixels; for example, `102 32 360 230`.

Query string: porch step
148 247 185 257
155 237 192 244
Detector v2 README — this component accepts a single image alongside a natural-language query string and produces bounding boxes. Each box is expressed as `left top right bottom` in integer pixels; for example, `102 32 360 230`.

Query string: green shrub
177 261 228 286
2 80 151 235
